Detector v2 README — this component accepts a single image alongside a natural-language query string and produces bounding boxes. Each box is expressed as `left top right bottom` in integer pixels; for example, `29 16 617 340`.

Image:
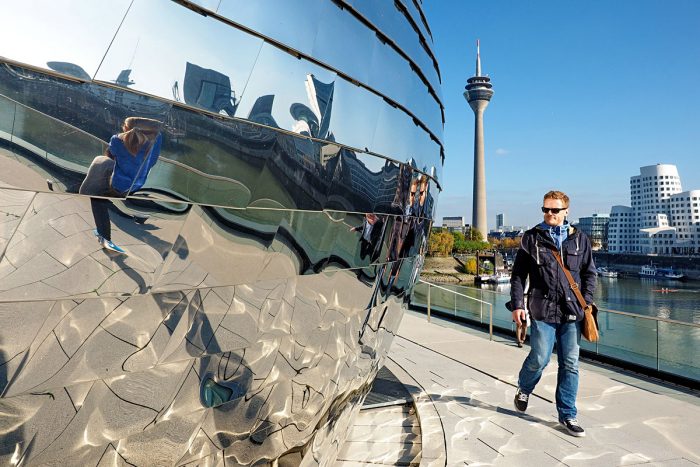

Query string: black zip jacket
510 224 597 323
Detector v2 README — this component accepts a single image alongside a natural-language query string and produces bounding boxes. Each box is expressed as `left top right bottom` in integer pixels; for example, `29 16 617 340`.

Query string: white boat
487 272 511 284
475 274 492 283
598 267 618 278
640 264 685 280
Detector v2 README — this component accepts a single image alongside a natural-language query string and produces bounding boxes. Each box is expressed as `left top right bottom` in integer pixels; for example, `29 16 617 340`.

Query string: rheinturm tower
464 40 494 240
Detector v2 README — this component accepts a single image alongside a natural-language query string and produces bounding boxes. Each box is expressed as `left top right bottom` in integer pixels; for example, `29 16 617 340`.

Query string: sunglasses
541 207 566 214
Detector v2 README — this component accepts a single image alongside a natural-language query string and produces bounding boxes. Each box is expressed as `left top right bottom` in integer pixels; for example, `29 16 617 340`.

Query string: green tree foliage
427 230 454 256
465 240 490 252
466 227 483 242
452 231 467 252
452 230 489 253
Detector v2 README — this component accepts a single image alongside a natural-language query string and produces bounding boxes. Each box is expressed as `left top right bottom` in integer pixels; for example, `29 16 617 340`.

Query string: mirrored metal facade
0 0 443 464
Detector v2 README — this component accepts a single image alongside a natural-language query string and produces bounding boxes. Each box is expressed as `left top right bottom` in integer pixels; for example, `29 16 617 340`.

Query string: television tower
464 40 494 241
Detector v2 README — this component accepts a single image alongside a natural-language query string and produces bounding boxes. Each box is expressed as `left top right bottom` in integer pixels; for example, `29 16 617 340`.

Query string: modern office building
608 164 700 255
442 216 472 234
575 213 610 250
464 40 494 241
488 229 524 240
0 1 443 465
443 216 465 229
496 213 505 230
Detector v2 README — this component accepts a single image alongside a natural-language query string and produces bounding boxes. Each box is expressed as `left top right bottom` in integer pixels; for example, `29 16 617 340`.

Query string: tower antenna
476 39 481 76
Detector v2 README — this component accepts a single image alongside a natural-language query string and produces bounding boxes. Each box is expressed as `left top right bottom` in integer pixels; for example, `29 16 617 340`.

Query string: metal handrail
1 93 260 189
418 279 494 341
412 279 700 376
444 282 700 328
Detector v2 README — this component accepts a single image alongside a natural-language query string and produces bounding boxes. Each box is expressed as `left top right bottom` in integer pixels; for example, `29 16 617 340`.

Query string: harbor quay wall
594 252 700 280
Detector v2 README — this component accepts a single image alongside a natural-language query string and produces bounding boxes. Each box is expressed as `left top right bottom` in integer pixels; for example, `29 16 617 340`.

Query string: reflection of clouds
292 119 312 136
0 0 132 78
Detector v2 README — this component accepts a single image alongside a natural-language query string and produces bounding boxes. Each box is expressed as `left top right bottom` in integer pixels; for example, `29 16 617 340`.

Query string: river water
476 276 700 325
414 276 700 382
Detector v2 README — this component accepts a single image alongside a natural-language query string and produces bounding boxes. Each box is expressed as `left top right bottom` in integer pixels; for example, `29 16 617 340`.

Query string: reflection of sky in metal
96 0 263 100
0 0 443 179
0 0 132 76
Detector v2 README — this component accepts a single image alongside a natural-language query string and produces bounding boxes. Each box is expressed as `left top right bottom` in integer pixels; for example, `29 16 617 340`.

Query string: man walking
509 190 597 437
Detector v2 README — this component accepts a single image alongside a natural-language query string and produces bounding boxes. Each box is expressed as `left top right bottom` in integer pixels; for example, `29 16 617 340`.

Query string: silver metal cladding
0 0 442 464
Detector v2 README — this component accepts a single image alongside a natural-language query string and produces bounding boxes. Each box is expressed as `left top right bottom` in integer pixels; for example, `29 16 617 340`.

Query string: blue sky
423 0 700 229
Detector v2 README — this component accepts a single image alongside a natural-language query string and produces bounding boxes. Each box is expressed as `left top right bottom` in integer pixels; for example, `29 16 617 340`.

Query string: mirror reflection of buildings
78 117 163 254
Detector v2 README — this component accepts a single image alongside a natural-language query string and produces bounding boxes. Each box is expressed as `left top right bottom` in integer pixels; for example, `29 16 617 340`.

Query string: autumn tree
427 231 454 256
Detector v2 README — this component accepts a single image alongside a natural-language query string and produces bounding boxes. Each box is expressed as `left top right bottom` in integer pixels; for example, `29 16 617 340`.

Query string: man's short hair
543 190 570 208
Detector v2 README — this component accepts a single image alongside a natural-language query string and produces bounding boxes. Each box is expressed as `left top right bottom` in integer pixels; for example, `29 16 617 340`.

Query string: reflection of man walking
351 213 384 262
509 191 596 437
79 117 162 254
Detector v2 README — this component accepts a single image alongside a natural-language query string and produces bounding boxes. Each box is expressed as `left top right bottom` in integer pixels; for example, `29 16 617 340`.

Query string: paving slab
386 311 700 466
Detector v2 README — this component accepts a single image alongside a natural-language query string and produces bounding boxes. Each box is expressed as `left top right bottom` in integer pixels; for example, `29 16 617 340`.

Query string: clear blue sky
424 0 700 229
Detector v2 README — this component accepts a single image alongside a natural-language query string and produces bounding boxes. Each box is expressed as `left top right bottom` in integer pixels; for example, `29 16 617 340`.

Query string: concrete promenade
339 310 700 466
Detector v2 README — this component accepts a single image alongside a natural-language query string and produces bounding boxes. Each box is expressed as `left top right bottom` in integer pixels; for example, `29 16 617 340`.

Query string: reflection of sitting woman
79 117 162 253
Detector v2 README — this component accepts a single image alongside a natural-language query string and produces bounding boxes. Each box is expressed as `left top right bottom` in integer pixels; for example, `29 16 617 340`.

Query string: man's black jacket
510 224 597 323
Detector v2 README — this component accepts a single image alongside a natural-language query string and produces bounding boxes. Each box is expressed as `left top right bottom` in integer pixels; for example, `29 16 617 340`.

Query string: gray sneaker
560 418 586 437
514 388 529 412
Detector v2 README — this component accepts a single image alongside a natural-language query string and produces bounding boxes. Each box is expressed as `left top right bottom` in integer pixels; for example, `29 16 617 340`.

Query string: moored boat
598 267 619 278
486 272 511 284
640 263 685 280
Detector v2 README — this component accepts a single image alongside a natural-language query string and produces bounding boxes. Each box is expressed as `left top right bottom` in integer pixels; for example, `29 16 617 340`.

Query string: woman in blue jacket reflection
79 117 162 254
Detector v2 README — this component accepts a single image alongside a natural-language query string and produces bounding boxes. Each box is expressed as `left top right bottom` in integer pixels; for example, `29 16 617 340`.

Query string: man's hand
512 309 527 325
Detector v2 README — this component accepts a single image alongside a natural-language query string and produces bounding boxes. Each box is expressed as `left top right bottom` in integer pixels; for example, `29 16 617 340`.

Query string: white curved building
608 164 700 255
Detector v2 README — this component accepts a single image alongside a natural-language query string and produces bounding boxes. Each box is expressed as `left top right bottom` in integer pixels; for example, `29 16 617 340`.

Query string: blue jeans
518 318 581 421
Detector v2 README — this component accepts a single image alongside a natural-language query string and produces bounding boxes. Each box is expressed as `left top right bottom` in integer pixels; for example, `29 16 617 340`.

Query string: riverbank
420 256 475 284
594 252 700 280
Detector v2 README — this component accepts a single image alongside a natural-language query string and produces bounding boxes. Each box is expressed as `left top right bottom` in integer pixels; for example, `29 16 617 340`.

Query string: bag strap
551 250 588 310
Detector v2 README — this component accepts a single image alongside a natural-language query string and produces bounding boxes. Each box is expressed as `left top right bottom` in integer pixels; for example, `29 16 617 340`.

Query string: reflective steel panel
0 193 186 301
95 0 263 116
342 0 441 93
218 0 326 57
235 43 338 138
0 0 442 464
0 1 132 80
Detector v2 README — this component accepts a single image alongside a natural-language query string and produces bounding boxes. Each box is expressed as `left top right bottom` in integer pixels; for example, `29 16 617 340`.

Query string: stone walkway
358 310 700 466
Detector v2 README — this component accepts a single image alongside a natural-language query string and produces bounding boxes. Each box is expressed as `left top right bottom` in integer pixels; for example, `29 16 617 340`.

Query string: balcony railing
410 281 700 385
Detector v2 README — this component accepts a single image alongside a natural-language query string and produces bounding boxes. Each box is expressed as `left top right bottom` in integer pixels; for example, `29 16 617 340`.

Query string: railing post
479 294 483 323
489 303 493 341
656 321 659 371
454 289 457 317
427 284 431 323
480 289 484 324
